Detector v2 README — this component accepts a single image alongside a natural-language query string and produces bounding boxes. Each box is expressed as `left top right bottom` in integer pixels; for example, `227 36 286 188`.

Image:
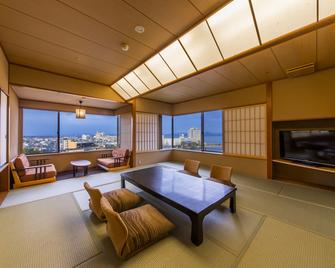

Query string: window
23 108 118 155
60 112 118 152
224 104 266 157
23 109 58 154
204 110 223 152
173 113 201 150
0 91 8 165
161 115 172 149
136 113 159 152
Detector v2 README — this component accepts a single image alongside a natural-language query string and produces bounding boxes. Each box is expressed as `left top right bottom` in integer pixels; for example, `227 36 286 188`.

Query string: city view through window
23 109 118 154
172 111 223 152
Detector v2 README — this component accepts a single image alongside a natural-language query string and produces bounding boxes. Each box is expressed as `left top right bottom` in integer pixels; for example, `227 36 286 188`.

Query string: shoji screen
136 113 159 152
120 113 132 150
224 104 266 158
0 91 7 166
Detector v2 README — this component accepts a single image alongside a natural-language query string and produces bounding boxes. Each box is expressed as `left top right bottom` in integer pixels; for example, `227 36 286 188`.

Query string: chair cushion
97 158 118 168
119 204 175 258
14 154 30 177
103 188 142 213
20 164 57 182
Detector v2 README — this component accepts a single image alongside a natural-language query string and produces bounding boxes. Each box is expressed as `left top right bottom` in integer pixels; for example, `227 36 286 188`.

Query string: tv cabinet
272 159 335 174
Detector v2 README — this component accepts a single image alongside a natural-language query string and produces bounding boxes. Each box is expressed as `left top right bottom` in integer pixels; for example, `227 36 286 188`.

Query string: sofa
97 148 131 171
10 154 57 188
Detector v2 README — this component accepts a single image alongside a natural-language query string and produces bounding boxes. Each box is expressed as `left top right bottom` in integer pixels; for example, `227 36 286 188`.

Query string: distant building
188 128 201 142
95 132 104 139
81 134 89 140
62 139 77 150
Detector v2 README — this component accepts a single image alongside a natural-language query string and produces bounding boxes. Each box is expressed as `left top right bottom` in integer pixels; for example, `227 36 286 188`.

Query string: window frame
160 110 224 153
22 108 119 155
0 90 8 167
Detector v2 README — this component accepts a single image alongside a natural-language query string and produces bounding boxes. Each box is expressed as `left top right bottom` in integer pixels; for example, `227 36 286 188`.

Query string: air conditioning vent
286 63 315 78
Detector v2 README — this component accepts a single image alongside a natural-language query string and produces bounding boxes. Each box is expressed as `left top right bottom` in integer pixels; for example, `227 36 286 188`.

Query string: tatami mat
79 210 236 268
237 185 335 239
238 217 335 268
279 183 335 209
0 194 100 268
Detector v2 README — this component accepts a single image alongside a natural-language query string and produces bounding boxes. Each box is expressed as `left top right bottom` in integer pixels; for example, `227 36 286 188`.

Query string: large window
173 113 201 150
60 112 118 152
23 108 118 155
161 115 172 149
23 109 58 154
204 110 223 152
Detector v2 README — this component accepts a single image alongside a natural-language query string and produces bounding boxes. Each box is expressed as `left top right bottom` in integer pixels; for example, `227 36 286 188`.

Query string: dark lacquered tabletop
121 165 235 214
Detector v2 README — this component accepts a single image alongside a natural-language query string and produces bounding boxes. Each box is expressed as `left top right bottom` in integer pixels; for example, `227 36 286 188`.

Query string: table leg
121 178 125 188
73 166 76 177
230 191 236 213
190 214 204 246
84 166 88 176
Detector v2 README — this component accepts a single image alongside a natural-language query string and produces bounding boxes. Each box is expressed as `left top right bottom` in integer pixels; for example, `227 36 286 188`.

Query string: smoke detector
286 63 315 78
135 25 145 34
121 43 129 52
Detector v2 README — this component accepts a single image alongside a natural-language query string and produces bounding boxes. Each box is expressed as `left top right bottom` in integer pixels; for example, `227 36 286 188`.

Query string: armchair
10 154 57 188
97 148 131 171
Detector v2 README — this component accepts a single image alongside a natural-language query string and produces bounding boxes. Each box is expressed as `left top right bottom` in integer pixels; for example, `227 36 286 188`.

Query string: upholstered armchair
10 154 57 188
97 148 131 171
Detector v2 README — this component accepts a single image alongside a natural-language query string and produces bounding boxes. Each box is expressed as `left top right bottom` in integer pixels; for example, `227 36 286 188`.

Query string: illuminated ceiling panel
160 41 196 78
117 78 139 98
133 64 161 90
207 0 260 58
319 0 335 19
145 54 176 84
124 72 149 94
251 0 316 43
111 83 130 100
179 21 223 70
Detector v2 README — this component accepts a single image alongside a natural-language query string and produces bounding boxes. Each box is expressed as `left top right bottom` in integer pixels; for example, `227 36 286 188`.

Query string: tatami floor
1 162 335 268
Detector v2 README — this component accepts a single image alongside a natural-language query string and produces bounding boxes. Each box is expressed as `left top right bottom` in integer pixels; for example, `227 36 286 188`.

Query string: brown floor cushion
103 189 142 213
119 204 175 258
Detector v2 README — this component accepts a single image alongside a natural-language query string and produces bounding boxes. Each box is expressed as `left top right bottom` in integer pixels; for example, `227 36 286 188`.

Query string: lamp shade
76 101 86 119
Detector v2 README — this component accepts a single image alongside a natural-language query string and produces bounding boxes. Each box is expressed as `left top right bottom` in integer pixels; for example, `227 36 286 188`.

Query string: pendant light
76 100 86 119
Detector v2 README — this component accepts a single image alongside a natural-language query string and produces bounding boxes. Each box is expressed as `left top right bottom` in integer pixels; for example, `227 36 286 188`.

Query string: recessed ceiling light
135 25 145 34
121 43 129 51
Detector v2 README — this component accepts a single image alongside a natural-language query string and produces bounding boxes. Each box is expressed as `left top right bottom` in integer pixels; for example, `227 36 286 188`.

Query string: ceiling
0 0 228 85
12 85 127 110
145 23 335 103
1 0 335 106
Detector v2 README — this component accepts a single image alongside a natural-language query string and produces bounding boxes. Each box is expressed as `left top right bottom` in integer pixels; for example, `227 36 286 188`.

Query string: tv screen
280 130 335 167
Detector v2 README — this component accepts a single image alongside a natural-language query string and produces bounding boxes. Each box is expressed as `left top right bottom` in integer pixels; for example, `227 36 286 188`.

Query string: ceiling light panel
111 83 130 100
179 21 223 70
124 72 149 94
159 41 196 78
133 64 161 90
117 78 139 98
319 0 335 19
145 54 176 84
207 0 260 58
251 0 317 43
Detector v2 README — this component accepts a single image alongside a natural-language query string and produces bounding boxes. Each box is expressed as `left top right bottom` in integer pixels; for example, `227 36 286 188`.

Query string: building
1 1 335 267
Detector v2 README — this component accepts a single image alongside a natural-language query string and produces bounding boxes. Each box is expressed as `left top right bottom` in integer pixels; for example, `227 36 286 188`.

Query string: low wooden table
70 160 91 177
121 166 236 246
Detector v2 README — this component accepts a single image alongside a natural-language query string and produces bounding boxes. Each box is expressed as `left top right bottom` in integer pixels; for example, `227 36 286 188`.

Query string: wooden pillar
266 83 273 179
130 100 136 167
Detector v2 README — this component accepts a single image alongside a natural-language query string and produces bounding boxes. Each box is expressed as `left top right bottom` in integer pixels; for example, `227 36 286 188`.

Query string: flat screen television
280 130 335 168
